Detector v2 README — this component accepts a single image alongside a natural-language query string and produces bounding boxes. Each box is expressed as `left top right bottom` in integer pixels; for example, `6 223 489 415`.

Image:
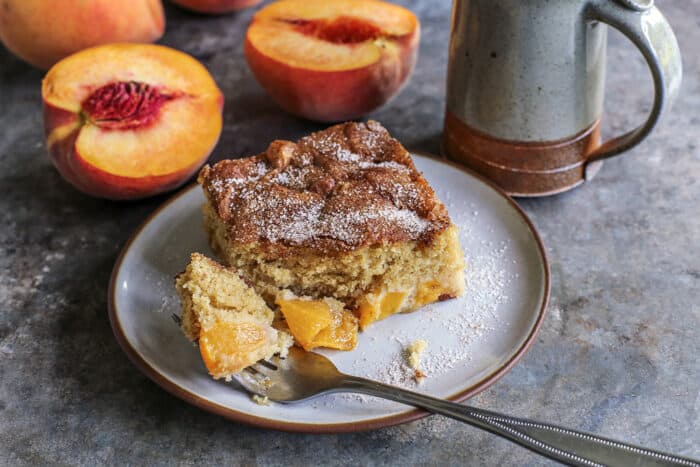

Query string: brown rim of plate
107 150 551 434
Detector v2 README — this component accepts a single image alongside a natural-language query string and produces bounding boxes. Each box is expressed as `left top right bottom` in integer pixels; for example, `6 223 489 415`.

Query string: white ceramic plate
109 153 549 432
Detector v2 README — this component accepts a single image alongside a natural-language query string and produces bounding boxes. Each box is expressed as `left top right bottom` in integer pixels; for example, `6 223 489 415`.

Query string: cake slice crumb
252 394 270 406
406 339 428 382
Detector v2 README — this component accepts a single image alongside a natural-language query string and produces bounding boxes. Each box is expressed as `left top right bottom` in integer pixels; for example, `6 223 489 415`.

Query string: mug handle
583 0 682 180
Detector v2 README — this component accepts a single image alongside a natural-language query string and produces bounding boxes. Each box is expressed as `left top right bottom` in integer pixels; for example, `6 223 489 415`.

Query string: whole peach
0 0 165 69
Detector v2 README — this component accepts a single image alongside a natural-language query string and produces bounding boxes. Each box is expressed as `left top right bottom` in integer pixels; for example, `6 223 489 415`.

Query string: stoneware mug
443 0 682 196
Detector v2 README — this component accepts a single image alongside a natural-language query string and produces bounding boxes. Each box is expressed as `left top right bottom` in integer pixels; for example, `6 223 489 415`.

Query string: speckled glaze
444 0 682 196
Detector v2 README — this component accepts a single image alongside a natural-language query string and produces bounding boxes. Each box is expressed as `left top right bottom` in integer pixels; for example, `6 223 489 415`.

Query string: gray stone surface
0 1 698 465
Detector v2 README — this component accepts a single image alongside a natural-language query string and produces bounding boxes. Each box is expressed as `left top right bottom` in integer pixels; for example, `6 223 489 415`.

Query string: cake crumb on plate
406 339 428 382
252 394 270 406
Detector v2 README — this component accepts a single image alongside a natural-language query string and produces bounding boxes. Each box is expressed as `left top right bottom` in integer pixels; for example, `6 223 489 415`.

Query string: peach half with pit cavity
244 0 420 122
42 43 223 200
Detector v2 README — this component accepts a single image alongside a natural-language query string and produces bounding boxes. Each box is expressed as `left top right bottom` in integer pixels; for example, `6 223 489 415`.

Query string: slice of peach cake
176 121 465 377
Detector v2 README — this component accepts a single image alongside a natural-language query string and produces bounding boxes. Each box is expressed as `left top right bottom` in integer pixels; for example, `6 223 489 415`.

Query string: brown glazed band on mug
443 0 682 197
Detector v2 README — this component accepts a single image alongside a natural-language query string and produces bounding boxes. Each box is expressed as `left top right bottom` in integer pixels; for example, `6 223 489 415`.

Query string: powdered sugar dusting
317 192 523 412
234 183 430 246
306 133 361 163
205 122 443 249
270 166 305 187
343 232 513 390
241 186 324 244
322 206 429 244
335 148 361 163
357 160 408 171
208 161 267 194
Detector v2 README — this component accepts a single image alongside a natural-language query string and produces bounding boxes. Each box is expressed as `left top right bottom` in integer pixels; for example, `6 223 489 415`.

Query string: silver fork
236 347 698 467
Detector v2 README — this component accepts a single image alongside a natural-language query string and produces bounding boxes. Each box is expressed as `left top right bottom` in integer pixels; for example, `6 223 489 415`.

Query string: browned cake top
199 121 451 256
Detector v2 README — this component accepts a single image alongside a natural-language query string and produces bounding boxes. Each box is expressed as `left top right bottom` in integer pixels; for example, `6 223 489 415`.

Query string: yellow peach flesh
277 299 333 350
244 0 419 122
313 308 358 351
199 321 268 376
359 291 407 330
42 43 223 198
414 281 444 307
247 0 415 72
247 21 385 72
277 298 358 351
253 0 416 37
75 97 222 178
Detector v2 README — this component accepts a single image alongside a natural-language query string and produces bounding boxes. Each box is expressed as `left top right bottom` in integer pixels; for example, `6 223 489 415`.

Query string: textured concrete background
1 1 698 465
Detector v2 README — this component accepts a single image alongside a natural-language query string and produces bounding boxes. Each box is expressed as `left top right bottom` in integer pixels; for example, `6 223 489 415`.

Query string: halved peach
244 0 420 122
0 0 164 70
42 44 223 200
170 0 261 14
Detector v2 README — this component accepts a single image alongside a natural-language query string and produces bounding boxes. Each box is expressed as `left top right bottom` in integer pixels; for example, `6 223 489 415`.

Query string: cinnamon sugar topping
198 121 451 256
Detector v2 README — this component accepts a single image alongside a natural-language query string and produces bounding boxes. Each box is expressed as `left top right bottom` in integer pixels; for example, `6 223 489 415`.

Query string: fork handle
340 376 698 467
